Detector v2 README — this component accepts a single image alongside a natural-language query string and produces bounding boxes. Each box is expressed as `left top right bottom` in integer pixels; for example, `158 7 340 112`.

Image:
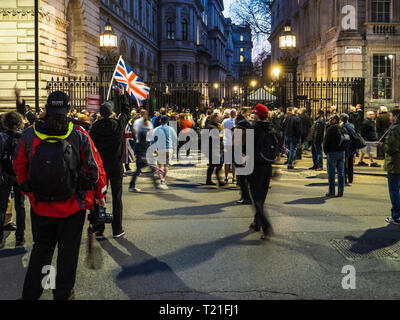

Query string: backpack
337 126 351 151
351 131 366 150
255 127 280 164
28 135 79 202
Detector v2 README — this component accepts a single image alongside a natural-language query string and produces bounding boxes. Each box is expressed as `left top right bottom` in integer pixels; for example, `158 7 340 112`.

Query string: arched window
167 64 175 82
182 64 188 81
167 18 175 40
240 55 244 63
240 34 244 41
182 19 188 40
131 47 137 65
120 40 127 57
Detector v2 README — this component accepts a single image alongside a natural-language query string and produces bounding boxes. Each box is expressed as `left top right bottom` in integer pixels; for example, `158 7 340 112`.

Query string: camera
88 204 113 234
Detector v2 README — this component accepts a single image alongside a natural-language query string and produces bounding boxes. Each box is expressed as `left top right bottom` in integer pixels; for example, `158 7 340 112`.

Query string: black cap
160 115 169 124
100 101 114 118
46 91 70 115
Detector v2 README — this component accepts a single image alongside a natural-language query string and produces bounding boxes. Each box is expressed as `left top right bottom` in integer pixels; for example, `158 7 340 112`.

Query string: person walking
0 112 26 249
128 114 162 192
341 113 357 186
90 85 131 240
376 106 391 160
222 109 237 184
233 119 252 205
151 115 178 188
205 113 224 186
14 91 107 300
309 109 325 171
323 115 347 197
298 108 312 152
383 109 400 224
247 104 274 240
283 107 302 169
358 111 381 167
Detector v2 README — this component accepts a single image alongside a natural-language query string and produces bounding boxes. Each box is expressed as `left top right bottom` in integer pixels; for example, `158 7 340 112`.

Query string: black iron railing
47 77 365 117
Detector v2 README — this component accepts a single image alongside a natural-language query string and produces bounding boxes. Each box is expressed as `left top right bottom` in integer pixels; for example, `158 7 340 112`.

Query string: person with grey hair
341 113 357 186
357 111 381 167
376 106 391 160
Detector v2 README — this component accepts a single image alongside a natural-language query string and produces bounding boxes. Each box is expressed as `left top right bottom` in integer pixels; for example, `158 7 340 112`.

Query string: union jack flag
114 57 150 107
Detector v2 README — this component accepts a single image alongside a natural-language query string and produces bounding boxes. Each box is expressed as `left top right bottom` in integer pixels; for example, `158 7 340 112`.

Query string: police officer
14 91 107 300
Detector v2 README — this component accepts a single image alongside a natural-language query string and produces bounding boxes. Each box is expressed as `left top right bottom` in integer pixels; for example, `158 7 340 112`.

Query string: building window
240 35 244 41
182 64 188 81
167 18 175 40
167 64 175 82
139 0 142 23
240 55 244 62
372 55 393 100
240 48 243 52
182 19 188 40
371 0 391 22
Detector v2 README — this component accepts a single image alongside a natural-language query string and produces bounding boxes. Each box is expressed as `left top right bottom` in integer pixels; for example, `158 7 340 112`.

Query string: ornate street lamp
279 24 296 50
100 18 118 52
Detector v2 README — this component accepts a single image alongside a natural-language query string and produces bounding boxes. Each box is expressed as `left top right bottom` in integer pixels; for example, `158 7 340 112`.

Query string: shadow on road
284 197 329 205
0 246 27 300
304 183 329 187
145 201 238 216
99 238 212 299
345 225 400 255
100 231 259 299
306 174 328 180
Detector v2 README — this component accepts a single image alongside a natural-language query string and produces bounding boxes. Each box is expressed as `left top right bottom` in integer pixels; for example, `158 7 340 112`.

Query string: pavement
1 151 400 300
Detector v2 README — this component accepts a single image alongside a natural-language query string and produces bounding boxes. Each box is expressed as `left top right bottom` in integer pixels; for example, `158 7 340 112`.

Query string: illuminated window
240 35 244 41
240 48 243 52
372 55 393 100
240 55 244 62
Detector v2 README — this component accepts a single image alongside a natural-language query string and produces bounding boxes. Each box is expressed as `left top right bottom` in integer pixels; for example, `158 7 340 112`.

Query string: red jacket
14 121 107 218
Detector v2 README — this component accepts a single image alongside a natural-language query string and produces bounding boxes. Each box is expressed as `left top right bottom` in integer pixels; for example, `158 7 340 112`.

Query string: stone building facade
0 0 253 111
269 0 400 110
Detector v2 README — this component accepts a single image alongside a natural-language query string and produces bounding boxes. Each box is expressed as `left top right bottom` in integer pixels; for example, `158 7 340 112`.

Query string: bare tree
253 49 270 77
229 0 273 40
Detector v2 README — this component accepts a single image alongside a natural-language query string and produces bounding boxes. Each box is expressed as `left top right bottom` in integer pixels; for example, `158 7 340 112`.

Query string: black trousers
102 166 123 235
247 164 272 233
237 175 251 201
0 179 25 241
345 155 354 184
22 209 86 300
206 163 223 184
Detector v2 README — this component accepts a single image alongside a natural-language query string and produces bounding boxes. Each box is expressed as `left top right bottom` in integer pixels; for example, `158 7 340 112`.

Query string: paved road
1 153 399 300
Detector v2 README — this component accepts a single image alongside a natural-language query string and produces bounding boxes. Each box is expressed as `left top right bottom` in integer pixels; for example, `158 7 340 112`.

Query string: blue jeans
388 173 400 220
311 143 323 169
327 151 345 195
285 136 299 166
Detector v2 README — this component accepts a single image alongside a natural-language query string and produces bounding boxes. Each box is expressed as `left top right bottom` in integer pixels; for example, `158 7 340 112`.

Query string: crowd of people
0 83 399 300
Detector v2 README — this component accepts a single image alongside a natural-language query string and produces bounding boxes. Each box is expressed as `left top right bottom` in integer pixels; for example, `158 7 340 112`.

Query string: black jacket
283 115 301 138
299 113 312 139
90 95 131 174
311 116 325 145
349 110 363 132
253 121 273 166
205 121 223 162
376 112 391 137
360 118 377 141
323 124 342 154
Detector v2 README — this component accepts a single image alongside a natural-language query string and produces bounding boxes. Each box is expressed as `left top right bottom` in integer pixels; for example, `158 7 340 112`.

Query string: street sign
86 94 101 113
345 46 362 54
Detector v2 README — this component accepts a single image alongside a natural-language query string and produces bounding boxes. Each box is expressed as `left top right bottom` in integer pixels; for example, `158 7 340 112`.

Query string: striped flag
113 57 150 107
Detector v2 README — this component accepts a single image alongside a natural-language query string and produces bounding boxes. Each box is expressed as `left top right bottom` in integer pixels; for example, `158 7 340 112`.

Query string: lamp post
98 18 118 102
277 21 297 111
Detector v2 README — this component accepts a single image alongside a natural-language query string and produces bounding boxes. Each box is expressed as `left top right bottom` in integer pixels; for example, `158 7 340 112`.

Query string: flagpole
106 55 122 101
